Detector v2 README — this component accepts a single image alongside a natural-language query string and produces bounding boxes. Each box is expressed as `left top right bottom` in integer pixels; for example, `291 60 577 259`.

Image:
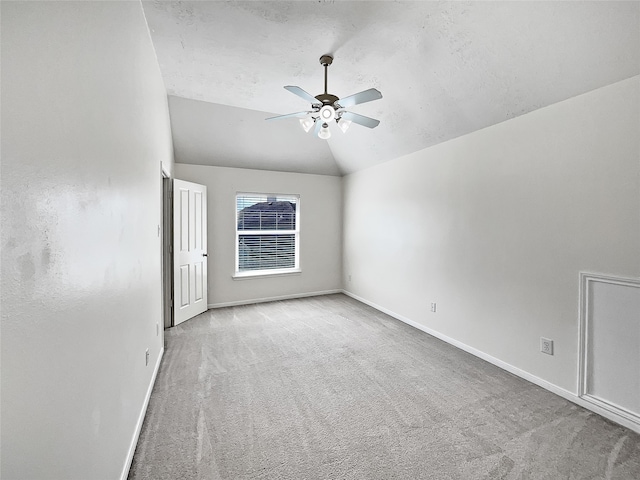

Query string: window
235 193 300 277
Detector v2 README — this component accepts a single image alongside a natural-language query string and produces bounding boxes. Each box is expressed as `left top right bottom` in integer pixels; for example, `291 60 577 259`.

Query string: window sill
232 268 301 280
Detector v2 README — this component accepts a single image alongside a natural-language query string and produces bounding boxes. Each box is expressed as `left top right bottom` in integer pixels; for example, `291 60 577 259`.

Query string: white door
173 179 208 325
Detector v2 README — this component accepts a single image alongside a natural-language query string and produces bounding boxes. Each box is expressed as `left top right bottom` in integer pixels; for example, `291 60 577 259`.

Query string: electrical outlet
156 323 159 336
540 337 553 355
430 302 437 313
145 348 150 366
348 274 352 282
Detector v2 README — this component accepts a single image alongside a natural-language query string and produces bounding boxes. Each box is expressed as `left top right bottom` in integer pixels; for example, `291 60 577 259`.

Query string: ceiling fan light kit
337 117 352 133
266 55 382 139
318 123 331 140
299 117 314 133
320 105 335 122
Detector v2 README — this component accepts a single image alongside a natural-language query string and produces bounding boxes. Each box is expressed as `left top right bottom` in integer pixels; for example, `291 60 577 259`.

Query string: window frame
234 192 301 279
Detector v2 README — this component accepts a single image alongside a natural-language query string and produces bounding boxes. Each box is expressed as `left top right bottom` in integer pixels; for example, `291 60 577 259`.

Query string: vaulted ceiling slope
143 1 640 176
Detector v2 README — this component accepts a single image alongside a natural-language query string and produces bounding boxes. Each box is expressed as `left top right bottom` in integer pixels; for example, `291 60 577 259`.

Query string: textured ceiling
143 1 640 175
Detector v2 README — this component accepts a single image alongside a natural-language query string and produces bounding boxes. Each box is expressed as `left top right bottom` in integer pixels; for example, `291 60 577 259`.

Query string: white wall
343 76 639 395
174 164 342 307
168 96 340 176
1 2 173 479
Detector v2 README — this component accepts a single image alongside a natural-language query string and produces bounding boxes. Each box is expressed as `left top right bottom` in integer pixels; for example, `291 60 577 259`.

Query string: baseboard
120 346 164 480
342 290 640 435
208 289 342 309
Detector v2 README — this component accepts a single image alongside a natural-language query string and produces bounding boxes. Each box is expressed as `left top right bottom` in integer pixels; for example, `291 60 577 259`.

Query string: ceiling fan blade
336 88 382 108
265 111 312 121
341 111 380 129
284 86 320 105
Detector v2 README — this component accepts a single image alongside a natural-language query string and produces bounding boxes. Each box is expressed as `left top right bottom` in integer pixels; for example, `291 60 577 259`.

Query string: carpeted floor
128 294 640 479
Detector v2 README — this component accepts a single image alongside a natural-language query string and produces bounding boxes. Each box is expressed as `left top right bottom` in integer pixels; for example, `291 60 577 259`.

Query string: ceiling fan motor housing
315 93 339 106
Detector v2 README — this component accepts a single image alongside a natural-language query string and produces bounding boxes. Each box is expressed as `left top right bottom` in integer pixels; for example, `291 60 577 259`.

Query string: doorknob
202 253 208 257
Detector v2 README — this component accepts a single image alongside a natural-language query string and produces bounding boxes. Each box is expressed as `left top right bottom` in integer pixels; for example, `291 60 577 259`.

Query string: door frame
161 164 173 329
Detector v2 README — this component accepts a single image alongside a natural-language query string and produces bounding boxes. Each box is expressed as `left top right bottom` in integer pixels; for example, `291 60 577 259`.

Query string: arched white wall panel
580 274 640 425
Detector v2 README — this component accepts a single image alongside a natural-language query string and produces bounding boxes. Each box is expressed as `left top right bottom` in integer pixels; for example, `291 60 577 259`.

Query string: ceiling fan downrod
320 55 332 95
316 55 338 106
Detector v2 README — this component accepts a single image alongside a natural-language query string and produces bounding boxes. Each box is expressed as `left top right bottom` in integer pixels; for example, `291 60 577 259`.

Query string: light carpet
129 294 640 479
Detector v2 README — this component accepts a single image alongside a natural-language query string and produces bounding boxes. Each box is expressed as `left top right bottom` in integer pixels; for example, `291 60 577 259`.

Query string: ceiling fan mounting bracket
319 55 333 66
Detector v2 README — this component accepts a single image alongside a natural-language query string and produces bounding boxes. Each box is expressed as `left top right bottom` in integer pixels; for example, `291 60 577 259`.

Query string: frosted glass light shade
318 123 331 139
299 117 314 133
337 117 352 133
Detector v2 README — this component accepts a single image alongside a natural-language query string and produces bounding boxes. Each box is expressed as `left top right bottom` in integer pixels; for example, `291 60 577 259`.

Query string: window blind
236 194 299 273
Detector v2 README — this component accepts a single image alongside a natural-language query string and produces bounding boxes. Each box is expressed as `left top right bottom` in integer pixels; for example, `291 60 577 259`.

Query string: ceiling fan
266 55 382 139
